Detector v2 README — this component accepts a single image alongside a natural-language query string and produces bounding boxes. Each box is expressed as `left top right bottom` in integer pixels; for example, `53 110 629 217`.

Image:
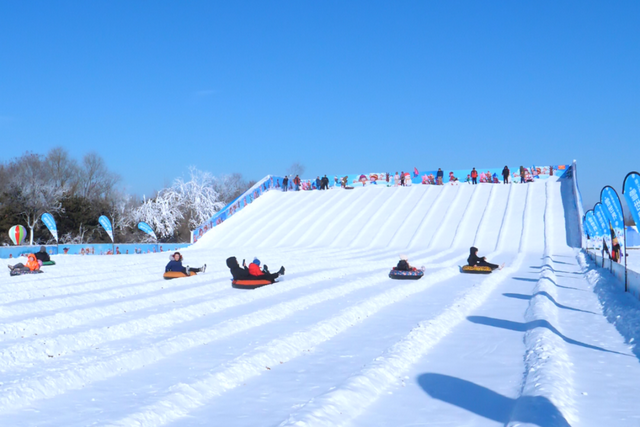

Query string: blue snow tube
389 269 424 280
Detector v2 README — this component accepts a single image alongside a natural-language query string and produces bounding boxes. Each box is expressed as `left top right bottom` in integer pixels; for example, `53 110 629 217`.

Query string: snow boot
278 266 285 276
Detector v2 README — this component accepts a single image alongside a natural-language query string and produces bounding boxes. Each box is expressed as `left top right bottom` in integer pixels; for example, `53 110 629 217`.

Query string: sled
344 186 354 190
10 269 43 277
389 269 424 280
42 261 56 266
163 271 197 280
461 265 492 274
232 279 273 289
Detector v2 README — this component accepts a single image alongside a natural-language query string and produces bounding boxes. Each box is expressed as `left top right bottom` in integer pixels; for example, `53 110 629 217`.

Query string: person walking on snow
470 168 478 185
283 176 289 192
467 247 503 270
502 166 510 184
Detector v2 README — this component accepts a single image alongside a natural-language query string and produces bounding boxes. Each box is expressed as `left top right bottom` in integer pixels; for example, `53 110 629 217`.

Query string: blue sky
0 1 638 208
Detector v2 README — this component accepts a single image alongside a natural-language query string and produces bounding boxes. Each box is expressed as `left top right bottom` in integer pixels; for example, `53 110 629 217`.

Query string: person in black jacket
502 166 510 184
436 168 444 185
283 176 289 192
467 247 503 270
34 246 50 263
226 256 284 283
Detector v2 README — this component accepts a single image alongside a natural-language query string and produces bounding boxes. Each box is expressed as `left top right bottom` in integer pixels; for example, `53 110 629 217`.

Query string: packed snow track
2 178 640 426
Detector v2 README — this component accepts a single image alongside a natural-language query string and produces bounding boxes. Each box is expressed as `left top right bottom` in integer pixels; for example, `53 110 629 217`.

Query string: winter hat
40 246 46 252
470 247 478 254
399 254 409 261
253 258 261 266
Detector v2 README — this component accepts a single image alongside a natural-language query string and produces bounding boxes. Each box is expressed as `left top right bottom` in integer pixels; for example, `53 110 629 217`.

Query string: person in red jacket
247 258 285 278
470 168 478 185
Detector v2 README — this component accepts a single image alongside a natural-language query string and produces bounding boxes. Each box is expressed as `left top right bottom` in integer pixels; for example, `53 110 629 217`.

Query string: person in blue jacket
165 252 205 275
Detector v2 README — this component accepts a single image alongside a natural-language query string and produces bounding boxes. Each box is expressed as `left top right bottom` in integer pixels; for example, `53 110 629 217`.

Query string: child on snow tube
8 253 42 275
389 254 424 279
165 252 206 276
467 247 503 270
226 256 284 283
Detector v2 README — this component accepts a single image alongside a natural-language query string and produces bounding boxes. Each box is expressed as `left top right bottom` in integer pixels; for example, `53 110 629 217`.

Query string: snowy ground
1 178 640 426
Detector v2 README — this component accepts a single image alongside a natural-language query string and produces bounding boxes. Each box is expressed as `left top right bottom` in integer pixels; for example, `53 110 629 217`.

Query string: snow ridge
507 180 576 427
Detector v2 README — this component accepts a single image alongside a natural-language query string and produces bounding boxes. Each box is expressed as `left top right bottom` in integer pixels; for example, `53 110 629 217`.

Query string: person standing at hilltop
470 168 478 185
436 168 444 185
502 166 510 184
519 166 526 183
282 176 289 192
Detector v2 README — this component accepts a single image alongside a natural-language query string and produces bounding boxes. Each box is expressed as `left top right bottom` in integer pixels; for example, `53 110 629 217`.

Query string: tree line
0 148 255 246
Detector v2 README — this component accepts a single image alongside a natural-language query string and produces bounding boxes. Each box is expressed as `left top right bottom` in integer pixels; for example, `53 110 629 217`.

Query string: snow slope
1 179 640 426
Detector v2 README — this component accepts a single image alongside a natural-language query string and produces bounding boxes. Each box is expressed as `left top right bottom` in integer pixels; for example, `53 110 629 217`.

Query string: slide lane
369 185 432 248
386 185 445 248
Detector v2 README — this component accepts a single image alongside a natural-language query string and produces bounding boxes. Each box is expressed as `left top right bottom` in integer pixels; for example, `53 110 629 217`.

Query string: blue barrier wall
0 243 191 259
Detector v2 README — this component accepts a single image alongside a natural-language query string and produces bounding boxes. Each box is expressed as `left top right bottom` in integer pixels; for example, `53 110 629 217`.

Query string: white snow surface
2 179 640 426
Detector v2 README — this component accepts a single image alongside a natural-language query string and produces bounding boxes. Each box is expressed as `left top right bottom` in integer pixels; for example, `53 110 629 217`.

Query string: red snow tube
232 279 273 289
163 271 197 280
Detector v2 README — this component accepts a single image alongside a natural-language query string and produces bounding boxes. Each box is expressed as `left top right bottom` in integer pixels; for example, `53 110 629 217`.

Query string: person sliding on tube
467 247 503 270
226 256 284 283
165 252 206 275
8 253 41 274
34 246 51 263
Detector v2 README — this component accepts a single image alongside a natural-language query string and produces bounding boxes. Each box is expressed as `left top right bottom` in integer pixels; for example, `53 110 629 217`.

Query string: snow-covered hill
1 178 640 426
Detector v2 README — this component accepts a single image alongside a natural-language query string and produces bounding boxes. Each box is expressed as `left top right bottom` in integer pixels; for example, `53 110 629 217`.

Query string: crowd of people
282 165 543 191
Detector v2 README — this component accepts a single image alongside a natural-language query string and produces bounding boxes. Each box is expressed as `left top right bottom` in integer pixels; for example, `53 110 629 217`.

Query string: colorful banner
137 222 158 240
600 186 625 261
9 225 26 245
98 215 114 242
594 203 612 249
584 210 602 239
41 213 58 242
623 171 640 228
313 165 568 189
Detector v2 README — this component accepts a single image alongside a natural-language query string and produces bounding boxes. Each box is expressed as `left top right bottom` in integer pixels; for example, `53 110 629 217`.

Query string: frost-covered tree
131 167 225 241
9 152 64 245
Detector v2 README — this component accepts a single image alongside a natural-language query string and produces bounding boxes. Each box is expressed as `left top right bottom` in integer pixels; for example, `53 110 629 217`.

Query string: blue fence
0 243 191 259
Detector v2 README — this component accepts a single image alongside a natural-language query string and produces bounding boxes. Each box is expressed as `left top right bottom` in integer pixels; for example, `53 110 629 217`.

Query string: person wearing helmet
165 252 206 275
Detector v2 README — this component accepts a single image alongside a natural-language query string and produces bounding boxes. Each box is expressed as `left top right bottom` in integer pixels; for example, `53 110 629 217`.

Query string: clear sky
1 1 638 209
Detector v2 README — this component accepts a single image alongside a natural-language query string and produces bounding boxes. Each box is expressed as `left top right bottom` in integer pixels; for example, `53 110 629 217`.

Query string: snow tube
42 261 56 266
163 271 197 280
461 265 492 274
232 279 273 289
344 186 354 190
388 269 424 280
10 269 43 277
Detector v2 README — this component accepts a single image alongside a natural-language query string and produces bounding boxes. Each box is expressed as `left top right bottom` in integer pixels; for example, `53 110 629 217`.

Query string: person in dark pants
283 176 289 192
470 168 478 185
436 168 444 185
321 175 329 190
467 247 503 270
294 175 301 191
502 166 510 184
226 256 284 283
519 166 526 183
